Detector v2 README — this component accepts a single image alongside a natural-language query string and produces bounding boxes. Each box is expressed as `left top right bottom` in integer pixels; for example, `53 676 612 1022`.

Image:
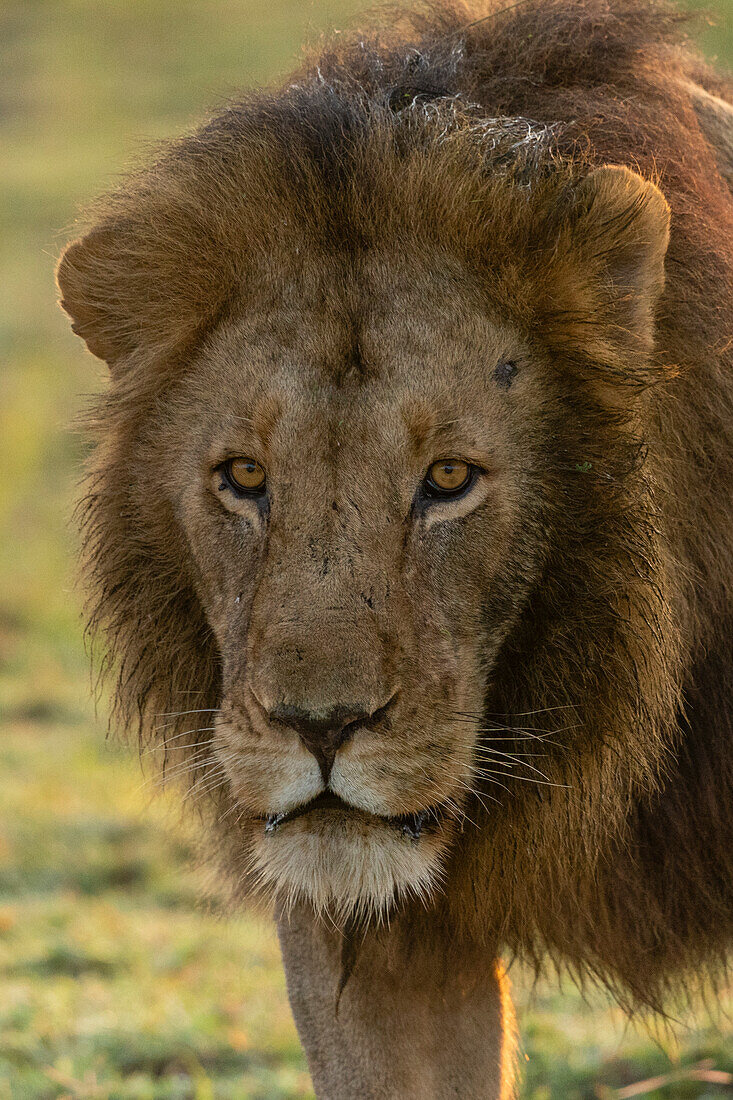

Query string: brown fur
58 0 733 1032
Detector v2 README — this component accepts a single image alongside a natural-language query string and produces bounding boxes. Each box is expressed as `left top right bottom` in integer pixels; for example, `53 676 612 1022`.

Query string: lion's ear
57 228 134 366
572 165 671 344
57 220 231 371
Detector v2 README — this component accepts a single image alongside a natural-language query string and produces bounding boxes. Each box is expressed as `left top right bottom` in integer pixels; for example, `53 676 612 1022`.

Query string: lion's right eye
424 459 473 498
222 457 267 494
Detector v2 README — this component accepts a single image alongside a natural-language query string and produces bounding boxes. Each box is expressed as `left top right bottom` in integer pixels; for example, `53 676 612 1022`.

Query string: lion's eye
424 459 472 497
223 457 267 493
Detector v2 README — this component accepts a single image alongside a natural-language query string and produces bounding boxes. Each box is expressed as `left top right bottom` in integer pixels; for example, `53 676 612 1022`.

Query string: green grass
1 1 731 1096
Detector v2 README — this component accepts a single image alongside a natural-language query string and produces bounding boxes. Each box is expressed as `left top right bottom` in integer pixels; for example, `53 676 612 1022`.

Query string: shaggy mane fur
58 0 733 1012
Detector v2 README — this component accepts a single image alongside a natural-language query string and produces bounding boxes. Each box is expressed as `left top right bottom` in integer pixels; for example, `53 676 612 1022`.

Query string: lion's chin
249 794 450 922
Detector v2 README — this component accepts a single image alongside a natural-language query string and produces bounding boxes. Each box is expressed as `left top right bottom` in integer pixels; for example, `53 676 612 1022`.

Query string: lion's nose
268 703 373 783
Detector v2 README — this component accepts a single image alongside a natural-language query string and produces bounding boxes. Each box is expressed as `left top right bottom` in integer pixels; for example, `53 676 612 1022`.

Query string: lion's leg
277 904 516 1100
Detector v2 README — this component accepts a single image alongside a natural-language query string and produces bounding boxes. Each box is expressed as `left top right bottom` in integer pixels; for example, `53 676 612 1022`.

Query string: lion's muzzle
266 696 398 784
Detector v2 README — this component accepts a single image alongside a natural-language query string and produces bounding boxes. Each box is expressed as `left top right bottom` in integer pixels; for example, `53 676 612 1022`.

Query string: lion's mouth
262 791 441 840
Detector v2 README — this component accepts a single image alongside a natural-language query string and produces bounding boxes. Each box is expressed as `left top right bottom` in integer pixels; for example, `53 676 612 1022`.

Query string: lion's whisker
158 758 218 782
473 773 514 796
158 748 238 784
472 746 554 780
144 727 219 753
154 707 220 718
454 704 576 719
185 766 233 803
451 776 502 811
135 754 223 796
473 767 572 790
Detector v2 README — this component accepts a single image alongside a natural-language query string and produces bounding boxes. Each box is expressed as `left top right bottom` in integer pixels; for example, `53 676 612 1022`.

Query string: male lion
57 0 733 1095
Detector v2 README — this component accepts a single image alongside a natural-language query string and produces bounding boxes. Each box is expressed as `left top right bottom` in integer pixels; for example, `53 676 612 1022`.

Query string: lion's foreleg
277 904 516 1100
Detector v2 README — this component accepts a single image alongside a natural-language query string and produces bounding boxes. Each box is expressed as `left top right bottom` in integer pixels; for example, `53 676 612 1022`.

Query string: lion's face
58 67 672 927
161 255 542 917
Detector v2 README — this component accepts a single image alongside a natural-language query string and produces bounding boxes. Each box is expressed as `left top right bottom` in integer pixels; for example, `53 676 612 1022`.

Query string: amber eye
425 459 472 496
224 457 267 493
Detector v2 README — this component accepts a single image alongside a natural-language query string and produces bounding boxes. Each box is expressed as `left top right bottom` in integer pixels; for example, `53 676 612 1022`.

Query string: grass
1 0 732 1096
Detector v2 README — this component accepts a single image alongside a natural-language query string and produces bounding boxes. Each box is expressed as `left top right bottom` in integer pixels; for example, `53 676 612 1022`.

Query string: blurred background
1 1 732 1097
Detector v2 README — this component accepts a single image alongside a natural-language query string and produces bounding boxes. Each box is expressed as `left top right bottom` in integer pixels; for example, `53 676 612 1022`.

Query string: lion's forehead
194 277 515 429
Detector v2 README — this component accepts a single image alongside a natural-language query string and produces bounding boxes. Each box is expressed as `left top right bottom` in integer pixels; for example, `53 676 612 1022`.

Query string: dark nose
269 703 372 783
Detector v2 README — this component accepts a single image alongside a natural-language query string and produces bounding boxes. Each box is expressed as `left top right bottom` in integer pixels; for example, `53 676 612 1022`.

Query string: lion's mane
59 0 733 1010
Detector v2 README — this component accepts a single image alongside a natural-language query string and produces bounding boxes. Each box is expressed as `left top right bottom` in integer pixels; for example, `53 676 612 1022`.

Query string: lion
56 0 733 1095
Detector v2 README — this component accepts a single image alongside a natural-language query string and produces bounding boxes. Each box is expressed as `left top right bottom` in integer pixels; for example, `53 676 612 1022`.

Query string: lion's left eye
424 459 473 497
222 456 267 494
